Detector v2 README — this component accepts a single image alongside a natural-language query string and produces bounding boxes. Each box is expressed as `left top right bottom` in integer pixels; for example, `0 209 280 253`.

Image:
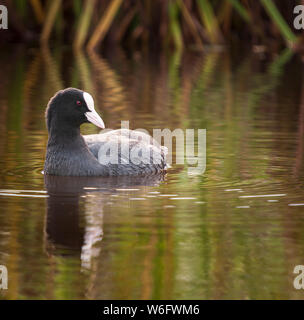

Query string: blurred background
1 0 304 300
1 0 304 51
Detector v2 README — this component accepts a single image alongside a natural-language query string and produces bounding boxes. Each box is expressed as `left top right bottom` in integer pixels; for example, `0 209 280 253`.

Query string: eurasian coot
44 88 167 176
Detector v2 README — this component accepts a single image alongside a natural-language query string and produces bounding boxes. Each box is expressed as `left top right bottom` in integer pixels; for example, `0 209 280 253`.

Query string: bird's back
84 129 168 175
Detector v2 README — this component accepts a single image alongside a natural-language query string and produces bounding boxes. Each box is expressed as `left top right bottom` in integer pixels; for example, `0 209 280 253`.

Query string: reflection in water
44 174 165 270
1 45 304 299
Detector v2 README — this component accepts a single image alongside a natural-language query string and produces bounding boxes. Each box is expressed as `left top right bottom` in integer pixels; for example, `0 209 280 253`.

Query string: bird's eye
76 100 82 106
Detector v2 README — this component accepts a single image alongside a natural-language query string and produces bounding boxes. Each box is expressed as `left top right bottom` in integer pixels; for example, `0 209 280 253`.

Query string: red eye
76 100 82 106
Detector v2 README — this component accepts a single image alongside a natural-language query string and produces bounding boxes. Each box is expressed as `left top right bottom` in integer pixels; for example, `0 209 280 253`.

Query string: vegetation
2 0 302 51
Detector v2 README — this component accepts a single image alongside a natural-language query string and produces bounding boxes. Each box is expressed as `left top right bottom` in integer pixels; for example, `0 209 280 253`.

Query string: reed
4 0 301 51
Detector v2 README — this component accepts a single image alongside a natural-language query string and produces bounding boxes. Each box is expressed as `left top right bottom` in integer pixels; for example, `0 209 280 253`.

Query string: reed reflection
2 44 304 299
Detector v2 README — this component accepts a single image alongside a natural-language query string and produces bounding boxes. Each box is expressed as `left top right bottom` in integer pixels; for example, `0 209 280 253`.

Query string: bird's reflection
44 174 165 268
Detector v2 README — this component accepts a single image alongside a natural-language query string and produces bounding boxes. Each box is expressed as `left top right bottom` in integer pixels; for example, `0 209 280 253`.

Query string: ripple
239 194 286 199
0 192 48 198
170 197 197 200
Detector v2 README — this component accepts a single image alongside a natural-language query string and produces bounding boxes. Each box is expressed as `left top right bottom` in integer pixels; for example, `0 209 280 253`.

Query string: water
1 45 304 299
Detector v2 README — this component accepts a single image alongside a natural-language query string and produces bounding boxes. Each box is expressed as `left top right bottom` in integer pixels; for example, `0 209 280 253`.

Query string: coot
44 88 167 176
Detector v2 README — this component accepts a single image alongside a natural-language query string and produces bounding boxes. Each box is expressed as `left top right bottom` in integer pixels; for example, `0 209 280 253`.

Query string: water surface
1 46 304 299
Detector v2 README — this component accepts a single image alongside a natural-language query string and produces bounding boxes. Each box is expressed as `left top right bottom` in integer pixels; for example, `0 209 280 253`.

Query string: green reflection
1 46 304 300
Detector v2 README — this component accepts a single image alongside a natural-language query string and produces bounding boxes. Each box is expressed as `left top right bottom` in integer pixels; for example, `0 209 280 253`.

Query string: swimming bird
44 88 167 176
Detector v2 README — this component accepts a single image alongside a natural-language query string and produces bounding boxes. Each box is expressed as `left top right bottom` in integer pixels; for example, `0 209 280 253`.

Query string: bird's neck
47 124 83 147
